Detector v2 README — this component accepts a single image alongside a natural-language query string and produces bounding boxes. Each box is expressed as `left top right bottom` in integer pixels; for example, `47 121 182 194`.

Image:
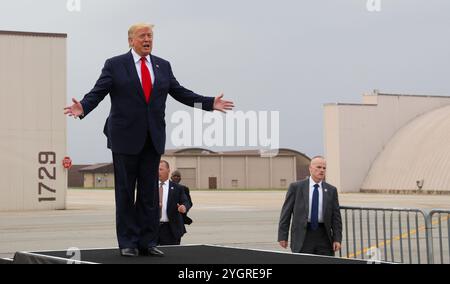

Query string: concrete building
324 91 450 193
79 164 115 188
0 31 67 211
163 148 310 190
67 165 89 188
71 148 310 190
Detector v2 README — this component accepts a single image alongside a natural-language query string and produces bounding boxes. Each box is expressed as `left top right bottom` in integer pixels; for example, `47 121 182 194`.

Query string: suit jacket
177 183 193 225
79 51 215 155
165 181 192 239
278 177 342 253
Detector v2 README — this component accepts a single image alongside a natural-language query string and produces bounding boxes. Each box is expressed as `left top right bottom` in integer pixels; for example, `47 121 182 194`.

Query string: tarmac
1 189 449 261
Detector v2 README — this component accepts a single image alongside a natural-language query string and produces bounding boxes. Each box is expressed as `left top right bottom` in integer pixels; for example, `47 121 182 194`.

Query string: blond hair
128 23 154 47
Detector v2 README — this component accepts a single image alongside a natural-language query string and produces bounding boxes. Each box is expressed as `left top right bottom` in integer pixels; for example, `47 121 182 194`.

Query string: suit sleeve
80 59 114 118
184 186 192 206
332 188 343 243
180 187 192 212
278 183 296 242
167 62 214 111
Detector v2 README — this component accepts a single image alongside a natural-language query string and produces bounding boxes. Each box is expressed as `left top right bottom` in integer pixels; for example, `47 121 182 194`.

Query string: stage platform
0 258 13 264
10 245 379 264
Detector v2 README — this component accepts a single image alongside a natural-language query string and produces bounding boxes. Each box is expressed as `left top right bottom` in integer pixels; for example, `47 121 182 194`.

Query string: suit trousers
300 224 334 256
158 223 181 245
112 133 160 249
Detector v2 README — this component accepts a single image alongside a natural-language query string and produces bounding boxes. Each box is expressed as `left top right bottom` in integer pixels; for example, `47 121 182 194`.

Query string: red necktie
141 57 152 103
159 182 164 209
159 181 164 218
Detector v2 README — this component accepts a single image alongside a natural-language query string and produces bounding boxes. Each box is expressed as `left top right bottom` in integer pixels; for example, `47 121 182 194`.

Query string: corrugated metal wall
0 31 67 211
362 104 450 193
325 93 450 193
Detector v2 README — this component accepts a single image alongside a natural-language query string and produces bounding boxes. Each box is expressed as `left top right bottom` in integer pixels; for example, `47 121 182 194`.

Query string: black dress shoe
120 248 138 257
149 247 165 257
140 247 164 257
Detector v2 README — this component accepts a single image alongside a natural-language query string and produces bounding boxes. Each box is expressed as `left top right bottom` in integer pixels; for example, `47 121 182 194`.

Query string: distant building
67 165 89 188
79 163 115 188
163 148 310 190
69 148 310 190
324 91 450 193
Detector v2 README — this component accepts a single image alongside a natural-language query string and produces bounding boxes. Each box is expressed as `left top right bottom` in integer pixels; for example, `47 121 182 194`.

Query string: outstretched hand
64 98 84 118
213 93 234 113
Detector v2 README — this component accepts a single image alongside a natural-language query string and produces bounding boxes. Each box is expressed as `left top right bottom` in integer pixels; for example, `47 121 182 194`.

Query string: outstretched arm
63 59 113 119
167 62 234 112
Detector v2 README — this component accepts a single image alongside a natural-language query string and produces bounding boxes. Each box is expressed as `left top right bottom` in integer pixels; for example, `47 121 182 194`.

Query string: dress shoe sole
149 253 164 257
120 249 138 257
120 253 138 257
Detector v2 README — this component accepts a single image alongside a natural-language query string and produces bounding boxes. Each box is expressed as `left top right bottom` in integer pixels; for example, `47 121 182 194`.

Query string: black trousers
300 224 334 256
112 135 160 249
158 223 181 245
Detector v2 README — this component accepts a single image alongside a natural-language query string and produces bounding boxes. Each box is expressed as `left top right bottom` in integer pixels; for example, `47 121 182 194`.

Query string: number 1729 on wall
38 152 57 202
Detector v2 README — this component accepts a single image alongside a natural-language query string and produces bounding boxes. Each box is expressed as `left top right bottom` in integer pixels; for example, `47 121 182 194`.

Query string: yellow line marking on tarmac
346 215 449 259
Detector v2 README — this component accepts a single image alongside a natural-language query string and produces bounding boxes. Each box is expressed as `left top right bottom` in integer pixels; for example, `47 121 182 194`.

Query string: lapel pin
156 64 159 68
324 188 328 192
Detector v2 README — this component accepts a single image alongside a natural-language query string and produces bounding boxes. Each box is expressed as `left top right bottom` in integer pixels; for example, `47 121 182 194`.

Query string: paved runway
1 189 449 261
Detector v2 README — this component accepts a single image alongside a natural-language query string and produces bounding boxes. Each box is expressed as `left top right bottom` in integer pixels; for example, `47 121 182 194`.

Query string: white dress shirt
159 180 170 222
131 48 155 85
308 176 324 223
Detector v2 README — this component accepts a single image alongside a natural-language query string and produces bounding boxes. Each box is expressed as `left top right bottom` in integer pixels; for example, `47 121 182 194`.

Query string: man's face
159 163 170 182
309 158 326 183
171 174 181 184
129 26 153 56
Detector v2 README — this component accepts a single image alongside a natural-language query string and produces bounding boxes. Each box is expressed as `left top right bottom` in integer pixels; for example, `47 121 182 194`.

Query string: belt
160 221 169 225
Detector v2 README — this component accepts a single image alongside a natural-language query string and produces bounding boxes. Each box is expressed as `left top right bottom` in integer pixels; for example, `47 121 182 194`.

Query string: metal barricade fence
428 210 450 264
338 206 434 264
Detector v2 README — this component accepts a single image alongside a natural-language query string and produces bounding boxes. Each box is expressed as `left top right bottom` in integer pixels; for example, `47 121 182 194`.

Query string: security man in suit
170 170 193 225
278 156 342 256
64 23 234 257
158 160 191 245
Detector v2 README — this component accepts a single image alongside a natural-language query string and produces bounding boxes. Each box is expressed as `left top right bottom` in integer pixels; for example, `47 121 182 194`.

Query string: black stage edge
0 258 13 264
12 244 387 264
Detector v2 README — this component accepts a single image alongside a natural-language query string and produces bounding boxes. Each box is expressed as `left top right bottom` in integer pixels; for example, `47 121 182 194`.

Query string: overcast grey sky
1 0 449 163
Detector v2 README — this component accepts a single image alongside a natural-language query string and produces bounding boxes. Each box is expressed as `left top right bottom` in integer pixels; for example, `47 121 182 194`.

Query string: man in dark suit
158 161 191 245
64 23 234 257
170 170 193 225
278 156 342 256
